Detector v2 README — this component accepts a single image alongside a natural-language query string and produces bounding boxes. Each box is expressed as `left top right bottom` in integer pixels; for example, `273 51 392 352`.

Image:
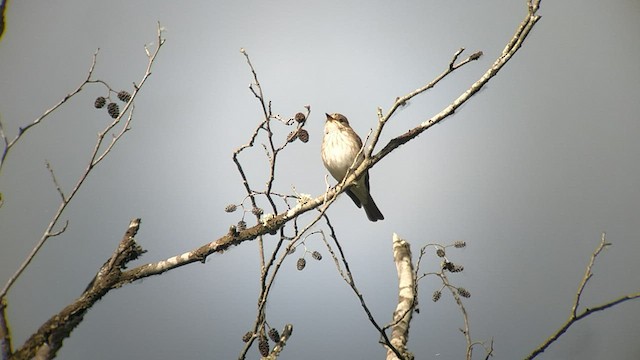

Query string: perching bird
321 113 384 222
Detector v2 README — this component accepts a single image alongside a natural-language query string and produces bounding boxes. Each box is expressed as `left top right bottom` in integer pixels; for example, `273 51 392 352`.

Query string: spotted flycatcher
321 113 384 222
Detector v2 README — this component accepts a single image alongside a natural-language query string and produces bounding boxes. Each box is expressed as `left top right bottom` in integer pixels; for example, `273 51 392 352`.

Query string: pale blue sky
1 1 639 359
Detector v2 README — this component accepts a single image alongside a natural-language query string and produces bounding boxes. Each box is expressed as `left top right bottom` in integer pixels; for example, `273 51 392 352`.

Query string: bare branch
386 234 415 360
414 240 492 360
525 233 640 359
572 232 611 317
45 161 66 202
366 48 483 158
234 48 271 270
233 49 313 279
366 2 541 166
238 198 336 359
0 50 99 175
440 271 475 360
10 219 144 360
320 218 405 359
0 22 165 303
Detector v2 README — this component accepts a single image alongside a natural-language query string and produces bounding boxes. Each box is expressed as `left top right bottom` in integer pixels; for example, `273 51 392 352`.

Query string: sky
1 1 640 359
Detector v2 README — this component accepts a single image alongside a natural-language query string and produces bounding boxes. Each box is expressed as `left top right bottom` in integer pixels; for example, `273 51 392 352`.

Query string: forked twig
525 233 640 359
0 51 99 175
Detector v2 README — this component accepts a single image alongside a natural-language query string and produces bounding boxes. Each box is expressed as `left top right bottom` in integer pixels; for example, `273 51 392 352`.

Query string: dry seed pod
296 258 306 271
107 103 120 119
94 96 106 108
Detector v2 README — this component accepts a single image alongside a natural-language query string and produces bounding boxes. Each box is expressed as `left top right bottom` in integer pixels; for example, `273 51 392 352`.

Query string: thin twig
235 49 271 271
572 232 611 318
414 241 492 360
440 271 475 360
366 49 483 157
322 217 405 359
237 206 332 358
45 161 66 202
238 190 341 359
0 50 99 175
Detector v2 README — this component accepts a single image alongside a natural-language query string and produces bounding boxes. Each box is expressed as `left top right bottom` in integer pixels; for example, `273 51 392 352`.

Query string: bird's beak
325 113 333 120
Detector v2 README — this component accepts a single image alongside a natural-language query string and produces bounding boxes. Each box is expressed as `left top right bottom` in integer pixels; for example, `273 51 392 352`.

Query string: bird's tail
363 196 384 222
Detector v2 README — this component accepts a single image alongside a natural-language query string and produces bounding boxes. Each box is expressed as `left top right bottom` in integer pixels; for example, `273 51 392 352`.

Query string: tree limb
386 234 415 360
9 219 144 360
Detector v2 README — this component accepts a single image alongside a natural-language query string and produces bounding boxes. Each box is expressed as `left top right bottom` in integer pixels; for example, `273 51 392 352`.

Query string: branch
238 199 333 359
320 218 405 359
386 234 415 360
0 51 99 175
232 49 312 276
572 232 610 318
440 271 475 360
9 219 144 360
369 47 481 156
415 240 493 360
525 233 640 359
367 0 541 166
0 297 10 360
264 324 293 359
235 48 271 270
0 23 165 301
45 161 66 202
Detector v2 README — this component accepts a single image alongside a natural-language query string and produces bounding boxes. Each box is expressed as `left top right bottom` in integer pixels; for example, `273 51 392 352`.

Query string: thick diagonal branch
9 219 144 360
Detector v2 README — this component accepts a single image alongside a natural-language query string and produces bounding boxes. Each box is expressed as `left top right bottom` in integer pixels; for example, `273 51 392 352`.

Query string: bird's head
325 113 350 126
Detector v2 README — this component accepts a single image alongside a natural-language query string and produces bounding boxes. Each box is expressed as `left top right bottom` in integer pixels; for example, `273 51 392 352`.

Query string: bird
321 113 384 222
